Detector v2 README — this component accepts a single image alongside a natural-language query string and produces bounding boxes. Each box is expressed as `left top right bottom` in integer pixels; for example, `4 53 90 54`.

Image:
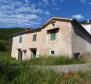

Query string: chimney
87 19 90 23
25 28 30 31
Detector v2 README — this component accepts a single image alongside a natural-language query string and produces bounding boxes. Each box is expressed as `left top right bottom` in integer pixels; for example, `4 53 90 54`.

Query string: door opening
18 49 22 60
31 48 37 59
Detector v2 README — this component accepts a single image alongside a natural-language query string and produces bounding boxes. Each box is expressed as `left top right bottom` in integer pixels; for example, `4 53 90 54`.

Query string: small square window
51 51 55 55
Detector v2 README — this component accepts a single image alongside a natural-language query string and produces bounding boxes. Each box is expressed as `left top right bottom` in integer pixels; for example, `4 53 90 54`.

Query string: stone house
81 20 91 34
11 17 91 60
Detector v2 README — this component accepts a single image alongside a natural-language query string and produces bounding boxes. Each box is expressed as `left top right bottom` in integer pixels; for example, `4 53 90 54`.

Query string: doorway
18 49 22 60
31 48 37 59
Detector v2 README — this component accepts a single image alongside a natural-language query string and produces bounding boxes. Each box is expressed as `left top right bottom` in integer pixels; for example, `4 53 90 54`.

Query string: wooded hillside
0 28 24 51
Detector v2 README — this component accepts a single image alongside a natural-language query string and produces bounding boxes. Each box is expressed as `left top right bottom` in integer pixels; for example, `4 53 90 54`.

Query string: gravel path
48 63 91 73
35 63 91 73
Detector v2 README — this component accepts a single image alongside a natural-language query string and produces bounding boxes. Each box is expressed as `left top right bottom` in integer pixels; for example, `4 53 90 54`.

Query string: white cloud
31 4 36 9
0 0 52 28
72 14 84 20
15 4 43 14
25 0 29 3
60 0 64 3
12 14 38 20
39 2 42 6
0 14 40 28
88 2 91 5
54 7 60 10
45 11 50 15
80 0 91 5
42 0 49 5
51 0 56 5
13 1 23 7
80 0 86 3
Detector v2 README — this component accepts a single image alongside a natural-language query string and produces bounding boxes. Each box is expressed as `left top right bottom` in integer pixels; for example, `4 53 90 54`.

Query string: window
23 50 27 56
51 51 55 55
74 53 80 59
18 49 22 60
50 32 56 40
33 34 37 41
47 28 59 41
19 36 22 43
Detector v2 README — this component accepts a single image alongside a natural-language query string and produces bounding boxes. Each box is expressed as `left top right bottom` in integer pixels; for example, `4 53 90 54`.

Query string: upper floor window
47 28 59 41
50 32 56 40
19 36 22 43
33 34 37 41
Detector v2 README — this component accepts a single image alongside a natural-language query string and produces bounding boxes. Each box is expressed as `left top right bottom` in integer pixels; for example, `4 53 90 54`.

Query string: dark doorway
18 49 22 61
31 48 37 59
74 53 80 59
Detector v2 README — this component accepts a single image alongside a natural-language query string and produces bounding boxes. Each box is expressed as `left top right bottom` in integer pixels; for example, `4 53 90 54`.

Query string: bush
0 65 21 84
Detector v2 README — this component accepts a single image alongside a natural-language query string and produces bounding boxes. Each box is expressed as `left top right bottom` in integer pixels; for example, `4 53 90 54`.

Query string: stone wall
11 20 73 60
71 21 91 58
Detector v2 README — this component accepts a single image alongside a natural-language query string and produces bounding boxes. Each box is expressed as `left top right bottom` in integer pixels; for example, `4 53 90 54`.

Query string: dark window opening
52 23 55 26
30 48 37 59
23 50 27 56
51 51 55 55
18 49 22 60
51 20 56 26
74 53 80 59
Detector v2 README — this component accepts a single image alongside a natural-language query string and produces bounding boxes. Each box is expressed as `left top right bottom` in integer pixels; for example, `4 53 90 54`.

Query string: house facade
11 17 91 60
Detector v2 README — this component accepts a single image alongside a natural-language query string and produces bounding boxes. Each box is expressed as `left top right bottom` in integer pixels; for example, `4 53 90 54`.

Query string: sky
0 0 91 28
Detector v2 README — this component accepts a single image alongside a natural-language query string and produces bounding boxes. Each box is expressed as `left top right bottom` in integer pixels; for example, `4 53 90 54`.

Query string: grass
0 52 85 66
0 51 91 84
0 52 21 65
0 65 91 84
22 56 85 66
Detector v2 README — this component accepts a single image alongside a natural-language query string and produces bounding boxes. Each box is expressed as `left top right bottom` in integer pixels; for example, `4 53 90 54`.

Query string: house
80 20 91 34
11 17 91 60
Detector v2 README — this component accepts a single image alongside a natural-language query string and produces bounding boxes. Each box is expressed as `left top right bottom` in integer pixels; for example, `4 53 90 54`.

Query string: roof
12 17 73 36
40 17 72 29
71 19 91 38
12 28 41 36
12 17 91 37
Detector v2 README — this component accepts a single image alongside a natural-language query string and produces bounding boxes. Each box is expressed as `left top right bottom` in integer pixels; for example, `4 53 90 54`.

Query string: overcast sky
0 0 91 28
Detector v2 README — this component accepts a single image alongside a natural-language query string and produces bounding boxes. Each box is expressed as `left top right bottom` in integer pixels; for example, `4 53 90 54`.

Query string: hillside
0 28 25 51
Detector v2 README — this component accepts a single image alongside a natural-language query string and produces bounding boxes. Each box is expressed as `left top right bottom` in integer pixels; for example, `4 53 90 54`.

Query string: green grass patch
22 56 85 66
0 51 90 84
0 52 85 66
0 65 91 84
0 52 21 65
